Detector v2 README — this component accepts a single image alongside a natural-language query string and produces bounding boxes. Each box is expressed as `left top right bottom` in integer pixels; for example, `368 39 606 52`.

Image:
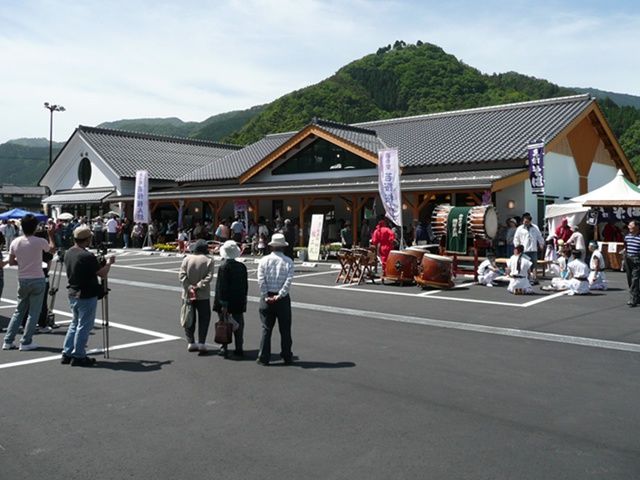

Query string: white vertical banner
378 148 403 228
133 170 150 224
233 200 249 239
307 214 324 261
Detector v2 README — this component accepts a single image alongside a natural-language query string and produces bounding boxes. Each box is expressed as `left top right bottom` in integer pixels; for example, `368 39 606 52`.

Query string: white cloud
1 0 639 144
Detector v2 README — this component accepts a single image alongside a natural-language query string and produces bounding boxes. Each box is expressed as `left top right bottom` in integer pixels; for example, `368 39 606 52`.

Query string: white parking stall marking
0 300 181 370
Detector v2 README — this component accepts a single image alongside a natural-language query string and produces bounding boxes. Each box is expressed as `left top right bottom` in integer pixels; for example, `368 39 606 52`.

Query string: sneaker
256 359 269 366
187 343 199 352
61 353 73 365
70 356 96 367
486 283 493 287
19 343 39 351
2 343 16 350
36 326 53 334
198 344 208 356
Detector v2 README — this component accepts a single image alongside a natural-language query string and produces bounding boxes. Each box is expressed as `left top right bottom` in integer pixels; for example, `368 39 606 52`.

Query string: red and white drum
415 253 454 289
382 250 418 284
468 205 498 239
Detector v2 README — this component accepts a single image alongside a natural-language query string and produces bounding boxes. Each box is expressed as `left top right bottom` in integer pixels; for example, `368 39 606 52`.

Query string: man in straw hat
256 233 295 366
61 225 115 366
213 240 248 357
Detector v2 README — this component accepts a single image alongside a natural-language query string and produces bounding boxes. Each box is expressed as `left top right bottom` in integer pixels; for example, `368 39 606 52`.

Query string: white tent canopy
546 169 640 232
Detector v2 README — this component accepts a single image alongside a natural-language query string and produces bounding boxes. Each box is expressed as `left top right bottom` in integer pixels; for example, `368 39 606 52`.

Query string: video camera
95 242 113 267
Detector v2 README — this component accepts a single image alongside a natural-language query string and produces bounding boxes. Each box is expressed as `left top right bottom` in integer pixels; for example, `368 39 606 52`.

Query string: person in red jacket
371 219 396 275
554 217 572 244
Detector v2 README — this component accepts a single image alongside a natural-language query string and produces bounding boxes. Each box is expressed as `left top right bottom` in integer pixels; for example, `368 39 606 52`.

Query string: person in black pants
213 241 248 357
256 233 295 366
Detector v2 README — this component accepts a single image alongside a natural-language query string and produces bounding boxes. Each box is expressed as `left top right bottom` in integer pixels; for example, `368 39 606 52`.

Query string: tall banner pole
528 140 545 229
378 149 403 244
133 170 150 247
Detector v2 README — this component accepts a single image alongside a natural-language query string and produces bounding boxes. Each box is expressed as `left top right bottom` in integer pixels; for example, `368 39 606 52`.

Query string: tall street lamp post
44 102 65 165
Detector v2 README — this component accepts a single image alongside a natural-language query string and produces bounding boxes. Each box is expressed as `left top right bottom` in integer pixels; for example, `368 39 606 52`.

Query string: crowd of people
2 207 640 368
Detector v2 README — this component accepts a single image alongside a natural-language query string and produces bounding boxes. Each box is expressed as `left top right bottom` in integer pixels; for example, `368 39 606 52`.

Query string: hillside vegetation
2 40 640 184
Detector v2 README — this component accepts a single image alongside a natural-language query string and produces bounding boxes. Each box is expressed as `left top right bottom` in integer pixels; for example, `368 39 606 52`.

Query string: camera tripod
101 276 111 358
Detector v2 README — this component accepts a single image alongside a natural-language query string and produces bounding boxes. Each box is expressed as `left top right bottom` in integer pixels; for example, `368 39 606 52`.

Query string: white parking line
0 300 180 370
80 278 640 354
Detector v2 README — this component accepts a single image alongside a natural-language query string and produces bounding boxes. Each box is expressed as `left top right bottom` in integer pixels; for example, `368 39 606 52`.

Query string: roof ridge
311 117 378 136
354 94 593 127
78 125 243 150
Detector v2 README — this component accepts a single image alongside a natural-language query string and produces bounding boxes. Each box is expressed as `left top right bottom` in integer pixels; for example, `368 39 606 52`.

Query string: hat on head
268 233 288 247
589 241 598 248
220 240 241 259
284 218 291 225
561 217 568 223
508 218 517 225
191 239 209 254
73 225 93 240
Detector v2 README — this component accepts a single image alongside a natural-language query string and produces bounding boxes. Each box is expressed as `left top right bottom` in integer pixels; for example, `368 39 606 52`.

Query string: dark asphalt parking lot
1 249 639 479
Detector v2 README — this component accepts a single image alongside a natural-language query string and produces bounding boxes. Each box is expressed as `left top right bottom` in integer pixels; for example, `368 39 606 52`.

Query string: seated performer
506 245 533 294
542 249 590 295
588 241 608 291
542 248 572 291
477 251 501 287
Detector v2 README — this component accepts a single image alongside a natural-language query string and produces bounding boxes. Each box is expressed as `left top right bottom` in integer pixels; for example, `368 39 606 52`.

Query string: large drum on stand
431 205 453 239
415 253 454 289
467 205 498 240
431 204 498 240
382 250 418 284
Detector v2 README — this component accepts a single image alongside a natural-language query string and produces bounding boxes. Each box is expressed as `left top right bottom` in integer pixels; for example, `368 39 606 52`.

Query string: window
273 139 372 175
78 157 92 187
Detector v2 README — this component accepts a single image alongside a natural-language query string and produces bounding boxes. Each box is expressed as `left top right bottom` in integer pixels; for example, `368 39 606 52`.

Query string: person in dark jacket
282 219 296 260
213 240 248 357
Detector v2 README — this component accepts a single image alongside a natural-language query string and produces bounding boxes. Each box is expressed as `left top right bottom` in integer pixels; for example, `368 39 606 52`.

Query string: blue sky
1 0 639 144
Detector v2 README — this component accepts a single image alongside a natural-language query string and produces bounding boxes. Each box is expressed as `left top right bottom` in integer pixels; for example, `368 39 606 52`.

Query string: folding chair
335 249 352 283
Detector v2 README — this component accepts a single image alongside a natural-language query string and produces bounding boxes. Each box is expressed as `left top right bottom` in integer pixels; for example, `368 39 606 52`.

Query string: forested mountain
224 42 577 145
2 40 640 184
223 41 640 172
0 141 62 185
96 105 266 140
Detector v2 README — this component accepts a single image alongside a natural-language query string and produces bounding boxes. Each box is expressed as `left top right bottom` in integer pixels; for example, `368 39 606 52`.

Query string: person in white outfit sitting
588 241 607 291
506 245 533 294
478 251 501 287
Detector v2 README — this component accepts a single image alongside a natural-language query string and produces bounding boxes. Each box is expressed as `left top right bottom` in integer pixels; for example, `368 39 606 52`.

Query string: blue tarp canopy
0 208 48 222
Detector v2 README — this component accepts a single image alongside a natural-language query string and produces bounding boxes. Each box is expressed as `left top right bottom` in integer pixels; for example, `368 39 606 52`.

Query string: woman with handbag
179 239 214 355
213 240 248 358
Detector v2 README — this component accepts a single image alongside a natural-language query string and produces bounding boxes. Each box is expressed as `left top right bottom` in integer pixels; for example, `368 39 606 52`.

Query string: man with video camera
61 225 115 366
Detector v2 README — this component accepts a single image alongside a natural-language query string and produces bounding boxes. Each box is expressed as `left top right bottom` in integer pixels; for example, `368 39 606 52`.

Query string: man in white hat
256 233 295 366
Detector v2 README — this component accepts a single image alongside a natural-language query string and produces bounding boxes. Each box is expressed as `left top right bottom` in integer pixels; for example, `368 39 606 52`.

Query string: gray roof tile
179 94 594 183
78 126 243 181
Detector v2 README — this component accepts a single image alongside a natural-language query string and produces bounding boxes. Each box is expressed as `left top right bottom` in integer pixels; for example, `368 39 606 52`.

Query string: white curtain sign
378 149 402 228
133 170 150 224
307 214 324 261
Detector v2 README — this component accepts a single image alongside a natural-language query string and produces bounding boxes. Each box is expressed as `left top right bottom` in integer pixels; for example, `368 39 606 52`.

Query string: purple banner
528 141 545 195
